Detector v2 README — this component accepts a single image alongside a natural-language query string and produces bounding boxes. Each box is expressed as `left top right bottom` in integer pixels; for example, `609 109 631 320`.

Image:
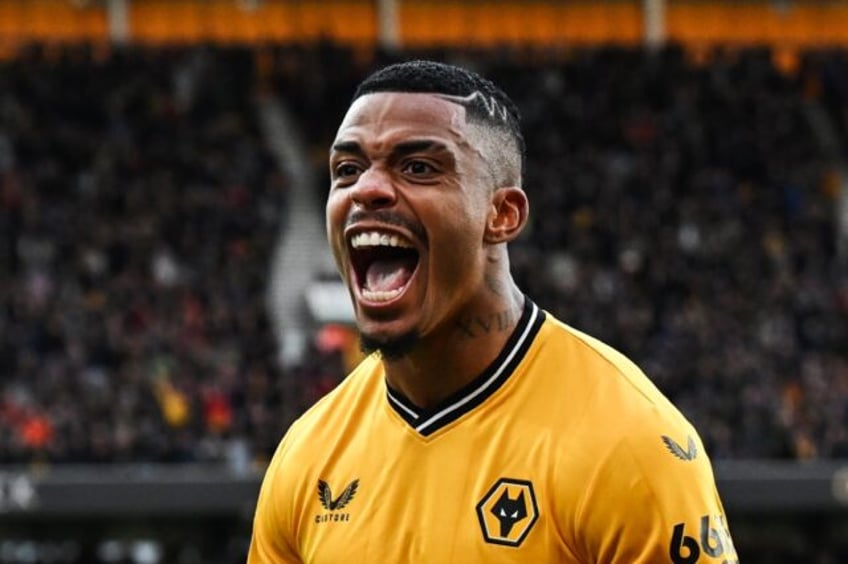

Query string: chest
291 418 576 563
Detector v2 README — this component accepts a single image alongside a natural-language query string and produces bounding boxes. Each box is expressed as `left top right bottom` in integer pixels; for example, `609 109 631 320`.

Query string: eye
402 160 437 176
333 161 363 184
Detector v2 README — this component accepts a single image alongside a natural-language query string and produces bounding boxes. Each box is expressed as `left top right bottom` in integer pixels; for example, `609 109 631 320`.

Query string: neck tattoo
455 307 518 339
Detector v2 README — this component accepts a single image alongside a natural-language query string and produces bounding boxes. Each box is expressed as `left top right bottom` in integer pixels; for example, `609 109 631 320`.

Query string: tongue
365 257 415 292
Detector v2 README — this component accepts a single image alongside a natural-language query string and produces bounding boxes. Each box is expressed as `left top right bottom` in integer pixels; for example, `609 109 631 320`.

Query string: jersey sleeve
576 425 738 564
248 427 302 564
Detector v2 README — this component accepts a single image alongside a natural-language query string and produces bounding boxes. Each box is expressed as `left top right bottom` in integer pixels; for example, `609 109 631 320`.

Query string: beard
360 329 420 361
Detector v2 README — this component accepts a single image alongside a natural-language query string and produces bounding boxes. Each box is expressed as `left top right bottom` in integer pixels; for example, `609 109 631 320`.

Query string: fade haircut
352 60 525 188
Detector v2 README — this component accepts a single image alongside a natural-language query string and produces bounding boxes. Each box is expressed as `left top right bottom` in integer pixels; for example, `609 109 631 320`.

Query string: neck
382 283 525 410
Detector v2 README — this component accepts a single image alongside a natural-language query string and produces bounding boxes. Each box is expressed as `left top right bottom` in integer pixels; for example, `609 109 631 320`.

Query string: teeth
351 231 414 249
362 287 403 302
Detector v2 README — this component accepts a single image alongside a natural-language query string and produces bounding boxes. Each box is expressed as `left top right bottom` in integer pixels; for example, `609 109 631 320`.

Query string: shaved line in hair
435 91 511 124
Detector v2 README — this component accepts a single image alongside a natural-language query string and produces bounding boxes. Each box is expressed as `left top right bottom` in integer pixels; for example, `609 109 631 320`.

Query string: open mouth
349 231 420 303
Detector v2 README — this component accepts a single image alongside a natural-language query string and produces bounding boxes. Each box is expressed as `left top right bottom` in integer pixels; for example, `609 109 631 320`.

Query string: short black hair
352 60 525 185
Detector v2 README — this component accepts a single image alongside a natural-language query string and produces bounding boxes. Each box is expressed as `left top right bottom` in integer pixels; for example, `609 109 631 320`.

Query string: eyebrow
331 139 451 159
393 140 449 156
331 140 365 156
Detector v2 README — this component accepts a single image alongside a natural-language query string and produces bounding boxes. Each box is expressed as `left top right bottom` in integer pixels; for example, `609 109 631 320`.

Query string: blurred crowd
503 46 848 460
0 45 306 465
1 42 847 466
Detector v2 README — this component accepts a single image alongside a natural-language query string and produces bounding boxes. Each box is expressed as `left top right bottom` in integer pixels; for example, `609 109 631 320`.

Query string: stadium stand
504 45 848 461
0 40 847 562
1 40 846 464
0 44 298 465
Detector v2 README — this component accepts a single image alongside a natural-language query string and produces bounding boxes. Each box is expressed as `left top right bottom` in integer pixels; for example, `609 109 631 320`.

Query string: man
249 60 737 563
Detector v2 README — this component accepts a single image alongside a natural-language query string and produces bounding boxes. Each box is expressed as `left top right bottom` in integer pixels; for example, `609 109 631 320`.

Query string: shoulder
536 316 736 561
250 354 385 557
540 312 706 472
541 314 651 383
538 313 684 423
280 353 384 458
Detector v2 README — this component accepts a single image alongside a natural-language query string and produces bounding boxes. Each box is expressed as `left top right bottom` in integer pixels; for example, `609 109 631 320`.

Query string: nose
349 168 397 209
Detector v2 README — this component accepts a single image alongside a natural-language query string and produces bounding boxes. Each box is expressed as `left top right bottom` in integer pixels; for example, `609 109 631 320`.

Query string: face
327 92 495 352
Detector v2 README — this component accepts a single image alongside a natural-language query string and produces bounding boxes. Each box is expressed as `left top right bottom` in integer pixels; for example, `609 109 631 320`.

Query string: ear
484 187 528 244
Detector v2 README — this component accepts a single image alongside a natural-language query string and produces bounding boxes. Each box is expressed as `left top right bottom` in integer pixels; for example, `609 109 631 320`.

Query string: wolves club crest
475 478 539 547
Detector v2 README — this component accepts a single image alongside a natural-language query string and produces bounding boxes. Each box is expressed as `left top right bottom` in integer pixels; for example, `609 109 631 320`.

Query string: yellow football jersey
249 299 737 563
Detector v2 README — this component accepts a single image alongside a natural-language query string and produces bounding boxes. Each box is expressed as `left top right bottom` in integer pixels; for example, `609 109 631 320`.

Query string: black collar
385 298 545 436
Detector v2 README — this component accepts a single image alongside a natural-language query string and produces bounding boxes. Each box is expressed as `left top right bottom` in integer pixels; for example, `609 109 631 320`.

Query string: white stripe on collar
387 390 419 420
414 302 540 434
